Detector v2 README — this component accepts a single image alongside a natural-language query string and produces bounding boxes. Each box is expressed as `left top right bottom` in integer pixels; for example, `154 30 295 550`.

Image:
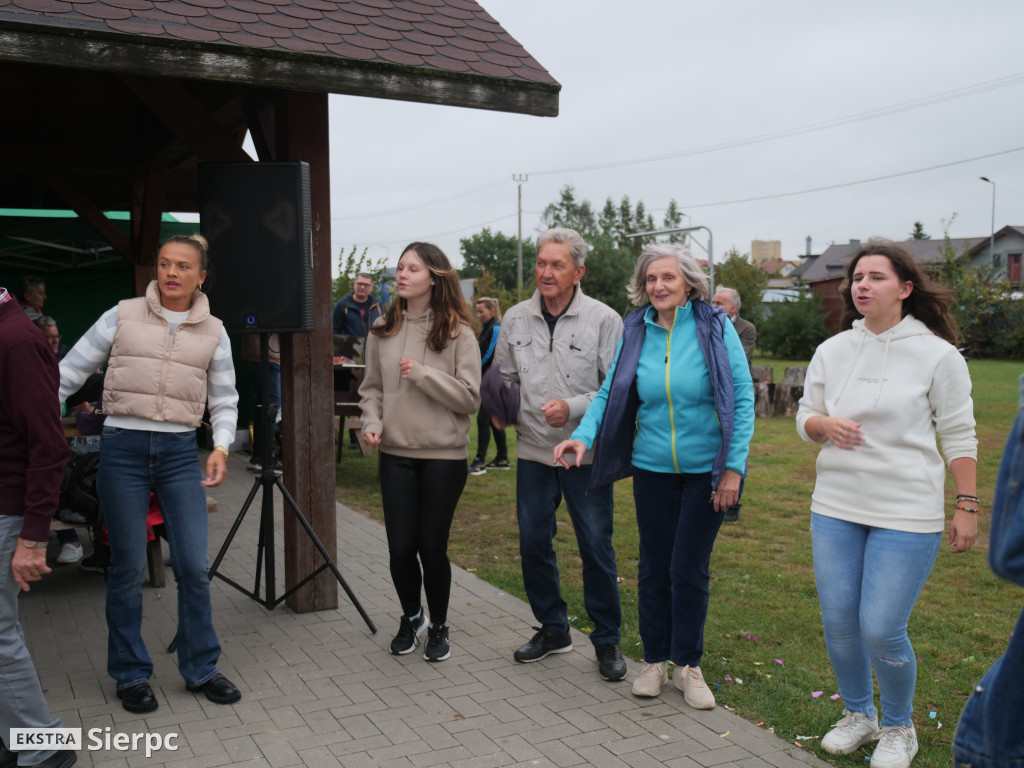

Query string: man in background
333 273 382 337
712 287 757 366
333 273 383 449
712 286 757 523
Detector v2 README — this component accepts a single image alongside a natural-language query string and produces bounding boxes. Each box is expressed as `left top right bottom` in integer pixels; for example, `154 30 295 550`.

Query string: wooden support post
278 90 338 612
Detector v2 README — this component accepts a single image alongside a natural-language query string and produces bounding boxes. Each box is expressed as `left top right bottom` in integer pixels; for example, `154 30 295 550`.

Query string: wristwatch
18 538 45 549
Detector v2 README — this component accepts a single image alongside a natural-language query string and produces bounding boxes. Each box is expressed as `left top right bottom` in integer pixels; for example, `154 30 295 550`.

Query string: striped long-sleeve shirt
59 305 238 449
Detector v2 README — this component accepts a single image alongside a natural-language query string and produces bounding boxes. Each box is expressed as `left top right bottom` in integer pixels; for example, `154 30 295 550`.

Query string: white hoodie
796 315 976 534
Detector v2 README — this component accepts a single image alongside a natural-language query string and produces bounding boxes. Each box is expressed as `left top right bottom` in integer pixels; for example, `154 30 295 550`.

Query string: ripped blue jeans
811 513 940 726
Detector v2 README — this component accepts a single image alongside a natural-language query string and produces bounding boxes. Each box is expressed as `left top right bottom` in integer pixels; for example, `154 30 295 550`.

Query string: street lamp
980 176 995 267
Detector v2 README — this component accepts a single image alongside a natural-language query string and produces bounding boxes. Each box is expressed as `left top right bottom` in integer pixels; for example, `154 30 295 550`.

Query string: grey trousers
0 514 63 765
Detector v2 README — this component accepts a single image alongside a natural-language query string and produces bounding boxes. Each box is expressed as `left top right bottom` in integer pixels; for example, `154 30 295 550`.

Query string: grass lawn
335 357 1022 768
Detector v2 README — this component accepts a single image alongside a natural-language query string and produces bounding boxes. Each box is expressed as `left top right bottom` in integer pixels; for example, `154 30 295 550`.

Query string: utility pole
513 174 528 302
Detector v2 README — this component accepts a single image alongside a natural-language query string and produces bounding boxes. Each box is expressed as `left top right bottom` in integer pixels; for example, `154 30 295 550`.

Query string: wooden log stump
774 366 806 416
751 366 774 419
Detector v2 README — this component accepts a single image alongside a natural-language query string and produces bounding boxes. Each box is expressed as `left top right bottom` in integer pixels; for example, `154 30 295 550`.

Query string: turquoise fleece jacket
572 302 754 475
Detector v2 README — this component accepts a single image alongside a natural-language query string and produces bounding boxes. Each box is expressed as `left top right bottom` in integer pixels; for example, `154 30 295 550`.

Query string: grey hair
714 286 741 311
20 275 44 296
627 243 709 306
355 272 374 282
537 227 588 268
34 315 57 330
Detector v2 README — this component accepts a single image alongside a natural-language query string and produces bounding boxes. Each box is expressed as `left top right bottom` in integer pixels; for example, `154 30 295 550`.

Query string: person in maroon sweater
0 287 77 768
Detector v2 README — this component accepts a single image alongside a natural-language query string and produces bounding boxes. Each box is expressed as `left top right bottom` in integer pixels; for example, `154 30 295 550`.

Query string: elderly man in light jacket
494 227 626 683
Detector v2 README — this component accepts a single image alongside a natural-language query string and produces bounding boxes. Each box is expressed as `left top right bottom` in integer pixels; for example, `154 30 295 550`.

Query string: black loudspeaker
198 162 314 333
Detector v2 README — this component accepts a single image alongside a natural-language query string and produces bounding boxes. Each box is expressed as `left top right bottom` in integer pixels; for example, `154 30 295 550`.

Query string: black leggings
379 453 468 625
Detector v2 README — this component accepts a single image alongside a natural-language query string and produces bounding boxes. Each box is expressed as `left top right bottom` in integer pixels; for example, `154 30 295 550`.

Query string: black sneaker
390 613 427 655
468 456 487 476
514 627 573 663
80 544 110 574
423 624 451 662
486 457 510 470
595 643 626 681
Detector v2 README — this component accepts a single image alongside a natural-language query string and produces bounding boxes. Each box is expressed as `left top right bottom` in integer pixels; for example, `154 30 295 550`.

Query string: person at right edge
553 243 754 709
952 374 1024 768
796 239 977 768
494 227 627 683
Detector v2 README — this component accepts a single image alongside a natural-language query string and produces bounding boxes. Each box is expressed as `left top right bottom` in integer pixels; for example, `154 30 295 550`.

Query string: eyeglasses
46 334 61 341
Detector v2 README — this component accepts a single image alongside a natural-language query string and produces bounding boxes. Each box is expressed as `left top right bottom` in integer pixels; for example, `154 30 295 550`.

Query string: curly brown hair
839 238 959 344
373 242 472 352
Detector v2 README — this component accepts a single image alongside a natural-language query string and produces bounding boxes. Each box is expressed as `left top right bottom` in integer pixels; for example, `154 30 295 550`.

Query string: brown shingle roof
0 0 557 86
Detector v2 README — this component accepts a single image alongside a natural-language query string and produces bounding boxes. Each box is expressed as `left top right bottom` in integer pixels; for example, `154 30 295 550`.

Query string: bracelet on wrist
955 504 979 514
956 494 979 502
214 445 229 459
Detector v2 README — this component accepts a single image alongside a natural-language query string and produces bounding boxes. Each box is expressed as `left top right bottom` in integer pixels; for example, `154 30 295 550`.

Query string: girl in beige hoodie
359 242 480 663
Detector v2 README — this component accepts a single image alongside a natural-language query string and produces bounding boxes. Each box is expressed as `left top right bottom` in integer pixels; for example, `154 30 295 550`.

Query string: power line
335 212 517 249
676 146 1024 209
328 70 1024 221
528 72 1024 176
331 178 508 220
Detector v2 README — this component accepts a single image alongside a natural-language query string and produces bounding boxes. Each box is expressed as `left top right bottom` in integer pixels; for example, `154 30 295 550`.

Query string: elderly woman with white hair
554 243 754 709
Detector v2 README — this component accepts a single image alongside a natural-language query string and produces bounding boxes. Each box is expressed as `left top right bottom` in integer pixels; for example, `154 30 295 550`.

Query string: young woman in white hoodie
358 242 480 663
796 239 978 768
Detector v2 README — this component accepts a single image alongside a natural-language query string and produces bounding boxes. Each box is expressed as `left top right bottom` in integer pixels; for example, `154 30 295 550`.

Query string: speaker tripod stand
207 333 376 632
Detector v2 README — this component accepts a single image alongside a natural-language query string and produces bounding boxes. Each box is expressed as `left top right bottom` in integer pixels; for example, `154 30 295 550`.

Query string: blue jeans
812 513 940 726
953 377 1024 768
0 516 64 766
251 361 281 461
633 469 723 666
516 459 621 644
98 427 222 689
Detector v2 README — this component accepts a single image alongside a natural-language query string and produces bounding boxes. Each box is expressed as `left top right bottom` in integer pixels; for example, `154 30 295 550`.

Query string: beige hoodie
358 310 481 460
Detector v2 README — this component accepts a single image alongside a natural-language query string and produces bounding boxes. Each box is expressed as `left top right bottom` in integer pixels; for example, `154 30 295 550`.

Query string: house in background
801 234 1000 333
966 226 1024 286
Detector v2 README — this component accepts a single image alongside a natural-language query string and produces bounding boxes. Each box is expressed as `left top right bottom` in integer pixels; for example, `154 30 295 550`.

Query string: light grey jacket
494 286 622 464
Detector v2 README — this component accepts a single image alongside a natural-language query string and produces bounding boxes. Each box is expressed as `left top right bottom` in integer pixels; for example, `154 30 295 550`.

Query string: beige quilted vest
102 281 223 427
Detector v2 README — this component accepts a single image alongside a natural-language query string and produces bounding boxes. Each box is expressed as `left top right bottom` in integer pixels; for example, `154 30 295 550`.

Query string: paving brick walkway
22 454 832 768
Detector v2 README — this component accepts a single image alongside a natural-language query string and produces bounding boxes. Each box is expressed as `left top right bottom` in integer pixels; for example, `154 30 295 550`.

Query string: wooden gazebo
0 0 559 612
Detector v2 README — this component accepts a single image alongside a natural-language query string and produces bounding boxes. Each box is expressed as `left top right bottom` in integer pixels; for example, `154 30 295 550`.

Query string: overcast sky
323 0 1023 276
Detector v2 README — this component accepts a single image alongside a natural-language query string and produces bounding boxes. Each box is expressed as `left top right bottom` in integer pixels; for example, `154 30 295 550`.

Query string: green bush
758 289 829 358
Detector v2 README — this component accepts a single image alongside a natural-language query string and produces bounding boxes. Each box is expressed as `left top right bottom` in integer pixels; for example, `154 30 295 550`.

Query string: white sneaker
673 665 715 709
631 661 668 697
57 542 83 564
870 725 918 768
821 709 880 755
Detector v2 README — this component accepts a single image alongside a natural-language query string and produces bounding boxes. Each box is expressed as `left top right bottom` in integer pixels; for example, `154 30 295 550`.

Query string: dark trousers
474 402 507 461
633 468 723 667
379 453 467 625
515 459 621 645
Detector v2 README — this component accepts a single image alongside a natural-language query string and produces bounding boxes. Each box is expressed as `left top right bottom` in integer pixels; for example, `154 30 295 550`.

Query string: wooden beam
120 75 253 164
278 91 339 613
40 172 133 261
242 92 280 164
6 143 130 174
0 29 560 117
132 162 166 271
